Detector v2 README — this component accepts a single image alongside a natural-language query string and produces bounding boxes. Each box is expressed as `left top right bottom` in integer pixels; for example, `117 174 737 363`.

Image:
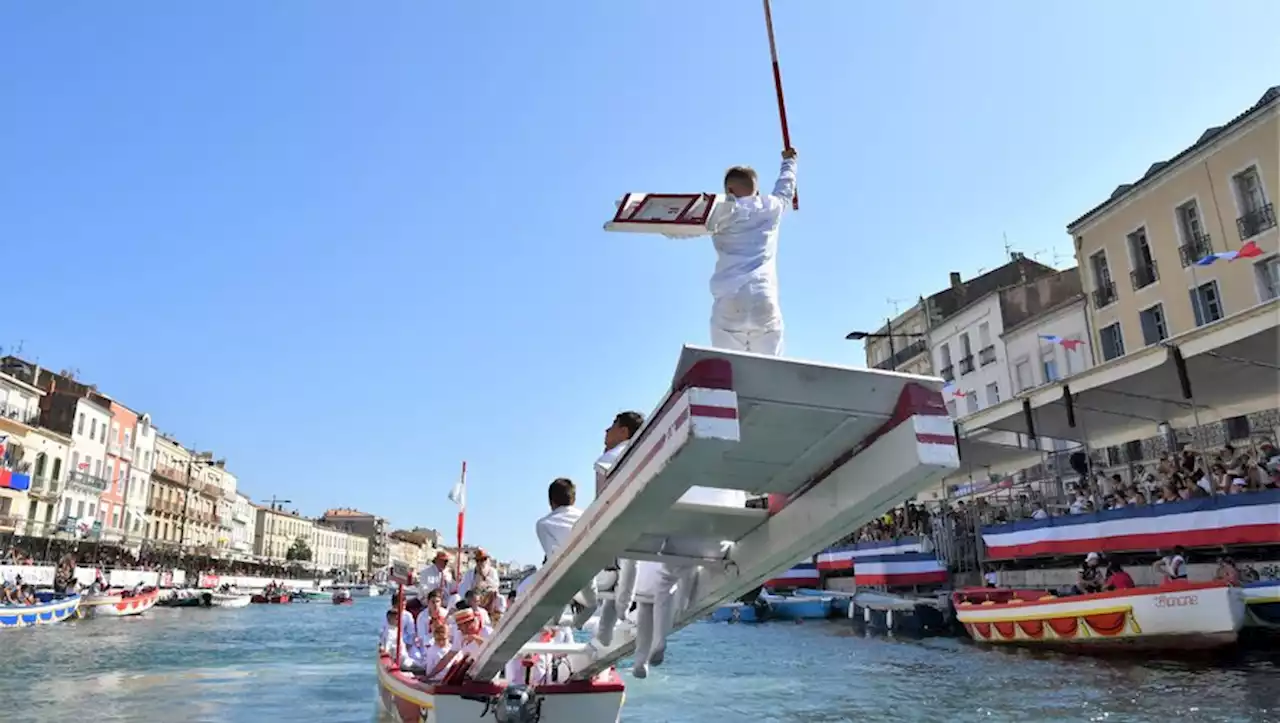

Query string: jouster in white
417 551 457 606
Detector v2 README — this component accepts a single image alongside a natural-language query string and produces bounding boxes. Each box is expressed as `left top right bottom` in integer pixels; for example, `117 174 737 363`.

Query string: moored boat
711 592 836 623
250 592 292 604
210 592 252 609
78 587 161 619
1243 579 1280 630
349 583 383 597
954 581 1247 651
332 588 354 605
0 593 81 629
299 590 330 602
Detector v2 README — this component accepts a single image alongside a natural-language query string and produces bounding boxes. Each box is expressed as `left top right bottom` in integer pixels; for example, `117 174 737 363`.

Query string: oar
763 0 798 210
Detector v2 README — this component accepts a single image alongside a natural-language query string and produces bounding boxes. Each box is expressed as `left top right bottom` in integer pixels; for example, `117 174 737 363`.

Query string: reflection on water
2 603 1276 722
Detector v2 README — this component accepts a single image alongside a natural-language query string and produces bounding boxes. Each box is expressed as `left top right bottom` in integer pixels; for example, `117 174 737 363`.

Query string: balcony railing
153 464 188 485
1237 202 1277 240
107 441 122 456
1178 233 1213 267
872 339 929 372
958 355 975 375
0 402 39 426
200 482 221 498
1092 280 1117 308
1130 260 1159 290
121 445 133 461
939 365 954 382
66 471 109 493
978 345 997 367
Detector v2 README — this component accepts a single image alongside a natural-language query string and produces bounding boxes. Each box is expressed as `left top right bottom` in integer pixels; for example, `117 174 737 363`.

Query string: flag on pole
1194 240 1263 266
448 462 467 581
942 382 967 398
1039 334 1086 352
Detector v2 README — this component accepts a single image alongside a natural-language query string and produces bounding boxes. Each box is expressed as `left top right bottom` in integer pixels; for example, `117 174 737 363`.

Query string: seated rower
450 602 493 650
592 411 647 645
462 588 493 628
415 589 449 650
417 622 456 682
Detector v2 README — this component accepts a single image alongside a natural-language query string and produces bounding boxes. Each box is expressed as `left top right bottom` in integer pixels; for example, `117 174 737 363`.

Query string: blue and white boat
711 592 836 623
1243 579 1280 630
0 593 81 629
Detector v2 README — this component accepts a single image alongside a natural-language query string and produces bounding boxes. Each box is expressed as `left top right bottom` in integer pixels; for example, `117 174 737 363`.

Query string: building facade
124 414 156 544
1000 271 1094 396
231 492 256 558
318 508 390 571
1070 87 1278 366
62 396 112 535
862 300 933 375
148 434 192 548
254 505 315 563
101 401 137 542
932 290 1010 419
194 457 237 553
0 370 44 532
22 427 71 537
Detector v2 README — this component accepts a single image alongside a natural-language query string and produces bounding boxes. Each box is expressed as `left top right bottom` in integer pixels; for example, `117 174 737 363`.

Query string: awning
958 299 1280 446
955 433 1044 473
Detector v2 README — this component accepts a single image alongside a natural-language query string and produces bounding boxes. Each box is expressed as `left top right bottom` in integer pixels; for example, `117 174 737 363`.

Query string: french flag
852 552 949 587
1039 334 1086 352
1194 240 1263 266
982 490 1280 559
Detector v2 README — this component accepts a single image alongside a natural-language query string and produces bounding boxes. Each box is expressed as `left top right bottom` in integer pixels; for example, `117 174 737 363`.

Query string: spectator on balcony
1075 552 1105 594
1104 561 1135 591
1215 556 1241 586
1154 546 1188 583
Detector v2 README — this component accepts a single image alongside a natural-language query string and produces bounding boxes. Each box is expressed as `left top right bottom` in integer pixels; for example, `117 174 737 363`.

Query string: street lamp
846 318 929 372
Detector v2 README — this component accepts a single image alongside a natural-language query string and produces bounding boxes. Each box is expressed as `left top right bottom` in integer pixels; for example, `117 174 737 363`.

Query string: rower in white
536 478 596 621
418 550 457 606
591 411 648 647
458 548 500 602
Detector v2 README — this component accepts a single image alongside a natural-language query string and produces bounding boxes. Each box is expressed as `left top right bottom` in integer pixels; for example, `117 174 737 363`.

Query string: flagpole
454 461 467 584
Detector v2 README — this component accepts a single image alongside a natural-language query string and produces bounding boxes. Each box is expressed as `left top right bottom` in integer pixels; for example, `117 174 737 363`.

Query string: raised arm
770 150 798 208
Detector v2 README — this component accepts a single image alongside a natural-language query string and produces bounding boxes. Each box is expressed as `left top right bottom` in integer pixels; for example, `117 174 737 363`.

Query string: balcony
1237 202 1276 239
121 445 133 461
939 365 954 382
153 464 189 486
1092 280 1117 308
200 482 221 498
978 345 997 367
871 339 929 372
107 441 122 457
0 402 39 426
1130 260 1159 290
67 471 109 493
958 355 975 375
1179 233 1213 267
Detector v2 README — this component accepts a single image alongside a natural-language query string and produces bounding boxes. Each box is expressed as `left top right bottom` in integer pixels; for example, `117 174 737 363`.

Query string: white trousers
710 286 783 356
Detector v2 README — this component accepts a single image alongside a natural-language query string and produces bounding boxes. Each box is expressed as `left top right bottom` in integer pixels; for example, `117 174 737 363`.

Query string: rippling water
3 600 1278 722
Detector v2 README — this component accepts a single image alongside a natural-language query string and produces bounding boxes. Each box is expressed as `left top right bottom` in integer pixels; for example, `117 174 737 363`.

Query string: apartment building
318 508 390 571
254 504 315 563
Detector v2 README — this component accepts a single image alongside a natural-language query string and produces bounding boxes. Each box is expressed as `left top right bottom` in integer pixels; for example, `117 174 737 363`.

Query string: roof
321 507 381 519
927 255 1059 323
1068 85 1280 232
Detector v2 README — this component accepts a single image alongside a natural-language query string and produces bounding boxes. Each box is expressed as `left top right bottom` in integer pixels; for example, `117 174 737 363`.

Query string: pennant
1194 240 1264 266
942 382 967 398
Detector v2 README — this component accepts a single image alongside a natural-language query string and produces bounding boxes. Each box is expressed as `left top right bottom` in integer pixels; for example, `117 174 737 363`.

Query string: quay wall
825 560 1280 592
0 564 334 591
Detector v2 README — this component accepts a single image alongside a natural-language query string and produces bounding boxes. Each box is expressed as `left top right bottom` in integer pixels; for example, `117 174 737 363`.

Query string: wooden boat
299 590 330 602
712 592 836 623
210 592 252 609
0 593 80 628
332 588 354 605
954 581 1247 651
250 592 292 604
1243 580 1280 630
78 587 161 619
377 346 960 722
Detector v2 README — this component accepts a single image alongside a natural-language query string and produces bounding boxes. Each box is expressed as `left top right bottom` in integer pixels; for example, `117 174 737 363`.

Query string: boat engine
491 685 542 723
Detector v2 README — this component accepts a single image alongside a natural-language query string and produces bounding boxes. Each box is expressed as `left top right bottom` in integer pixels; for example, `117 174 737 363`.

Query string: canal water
4 600 1278 722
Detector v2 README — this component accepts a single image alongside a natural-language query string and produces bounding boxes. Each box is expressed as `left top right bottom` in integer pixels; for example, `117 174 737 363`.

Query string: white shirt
451 620 493 650
595 442 629 492
536 506 582 561
417 564 455 598
419 642 454 680
458 565 500 599
706 158 797 300
1031 508 1048 520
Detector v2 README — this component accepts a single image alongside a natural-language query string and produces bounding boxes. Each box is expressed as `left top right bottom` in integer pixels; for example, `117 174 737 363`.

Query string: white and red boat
376 345 961 722
954 581 1247 651
78 587 161 619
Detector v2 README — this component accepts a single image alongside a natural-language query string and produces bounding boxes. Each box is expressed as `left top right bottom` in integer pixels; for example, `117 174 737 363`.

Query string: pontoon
377 345 960 722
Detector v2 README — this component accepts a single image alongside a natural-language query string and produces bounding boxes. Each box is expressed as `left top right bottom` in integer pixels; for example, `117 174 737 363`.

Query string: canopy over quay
464 346 962 681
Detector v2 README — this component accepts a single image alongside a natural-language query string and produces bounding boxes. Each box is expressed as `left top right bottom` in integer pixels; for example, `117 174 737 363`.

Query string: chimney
949 272 963 291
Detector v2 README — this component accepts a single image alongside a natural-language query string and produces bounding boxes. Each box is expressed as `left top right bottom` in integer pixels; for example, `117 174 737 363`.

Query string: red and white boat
376 346 961 722
954 581 1248 651
78 587 161 619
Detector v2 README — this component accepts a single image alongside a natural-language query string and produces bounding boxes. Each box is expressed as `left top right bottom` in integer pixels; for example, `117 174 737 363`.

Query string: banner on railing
852 552 949 586
981 490 1280 560
816 537 928 571
764 562 820 589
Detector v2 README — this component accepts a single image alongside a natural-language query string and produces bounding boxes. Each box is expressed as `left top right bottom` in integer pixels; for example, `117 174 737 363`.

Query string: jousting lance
763 0 798 211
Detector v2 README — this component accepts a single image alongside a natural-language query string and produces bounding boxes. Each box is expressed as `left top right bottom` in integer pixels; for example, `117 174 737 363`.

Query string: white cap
1086 552 1100 563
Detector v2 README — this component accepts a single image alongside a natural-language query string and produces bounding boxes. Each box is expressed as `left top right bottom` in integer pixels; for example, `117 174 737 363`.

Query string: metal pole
885 317 897 369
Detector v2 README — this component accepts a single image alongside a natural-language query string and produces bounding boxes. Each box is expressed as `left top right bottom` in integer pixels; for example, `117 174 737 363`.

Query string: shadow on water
2 607 1277 722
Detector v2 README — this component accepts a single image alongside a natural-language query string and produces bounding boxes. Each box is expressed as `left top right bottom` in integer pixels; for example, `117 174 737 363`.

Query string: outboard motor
492 685 541 723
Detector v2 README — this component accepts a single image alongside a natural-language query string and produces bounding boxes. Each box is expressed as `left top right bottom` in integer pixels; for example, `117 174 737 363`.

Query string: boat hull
375 654 624 723
79 588 160 618
712 594 835 623
0 594 80 628
251 594 292 604
210 593 252 609
1243 581 1280 630
955 582 1246 652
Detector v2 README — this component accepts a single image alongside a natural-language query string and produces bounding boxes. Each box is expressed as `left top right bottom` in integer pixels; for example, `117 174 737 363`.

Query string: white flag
448 477 466 509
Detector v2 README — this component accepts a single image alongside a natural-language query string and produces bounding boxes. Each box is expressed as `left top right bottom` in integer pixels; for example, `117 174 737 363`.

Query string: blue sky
2 2 1276 563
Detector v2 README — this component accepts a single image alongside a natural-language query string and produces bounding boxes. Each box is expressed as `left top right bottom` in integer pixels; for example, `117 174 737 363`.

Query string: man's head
605 411 644 451
724 166 758 198
548 477 576 510
426 589 442 605
433 550 450 569
464 589 480 608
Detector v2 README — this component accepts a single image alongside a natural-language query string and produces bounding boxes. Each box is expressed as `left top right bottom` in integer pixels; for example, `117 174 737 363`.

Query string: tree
286 536 313 562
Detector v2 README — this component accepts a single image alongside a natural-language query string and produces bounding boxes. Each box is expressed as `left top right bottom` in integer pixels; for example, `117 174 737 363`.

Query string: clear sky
2 2 1276 563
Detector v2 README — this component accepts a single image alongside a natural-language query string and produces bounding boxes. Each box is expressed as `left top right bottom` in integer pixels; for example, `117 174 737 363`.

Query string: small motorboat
210 591 252 609
954 581 1247 652
711 591 835 623
250 592 292 604
1243 579 1280 630
78 587 161 619
0 593 81 629
332 588 354 605
299 590 330 602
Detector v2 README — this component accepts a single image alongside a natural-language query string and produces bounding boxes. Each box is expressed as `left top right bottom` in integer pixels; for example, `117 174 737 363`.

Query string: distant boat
0 593 81 629
78 588 160 619
210 592 252 609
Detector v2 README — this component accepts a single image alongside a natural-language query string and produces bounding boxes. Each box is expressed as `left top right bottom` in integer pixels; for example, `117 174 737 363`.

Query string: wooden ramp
467 346 960 680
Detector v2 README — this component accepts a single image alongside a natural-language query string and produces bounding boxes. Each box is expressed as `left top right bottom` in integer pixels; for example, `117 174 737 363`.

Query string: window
1014 360 1033 392
93 459 101 479
1090 251 1115 306
110 423 118 443
1127 227 1158 289
959 333 974 374
89 418 96 439
1099 322 1125 361
112 511 120 528
77 413 85 435
1257 257 1280 302
124 429 132 448
1190 280 1224 326
1043 359 1060 382
65 499 73 519
1234 165 1276 239
1139 303 1168 345
100 424 106 443
1176 201 1210 266
964 393 979 415
937 343 953 380
70 451 80 474
985 382 1000 406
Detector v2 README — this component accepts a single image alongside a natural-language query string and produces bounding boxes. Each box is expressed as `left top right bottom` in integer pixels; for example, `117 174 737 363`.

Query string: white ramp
466 347 960 681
